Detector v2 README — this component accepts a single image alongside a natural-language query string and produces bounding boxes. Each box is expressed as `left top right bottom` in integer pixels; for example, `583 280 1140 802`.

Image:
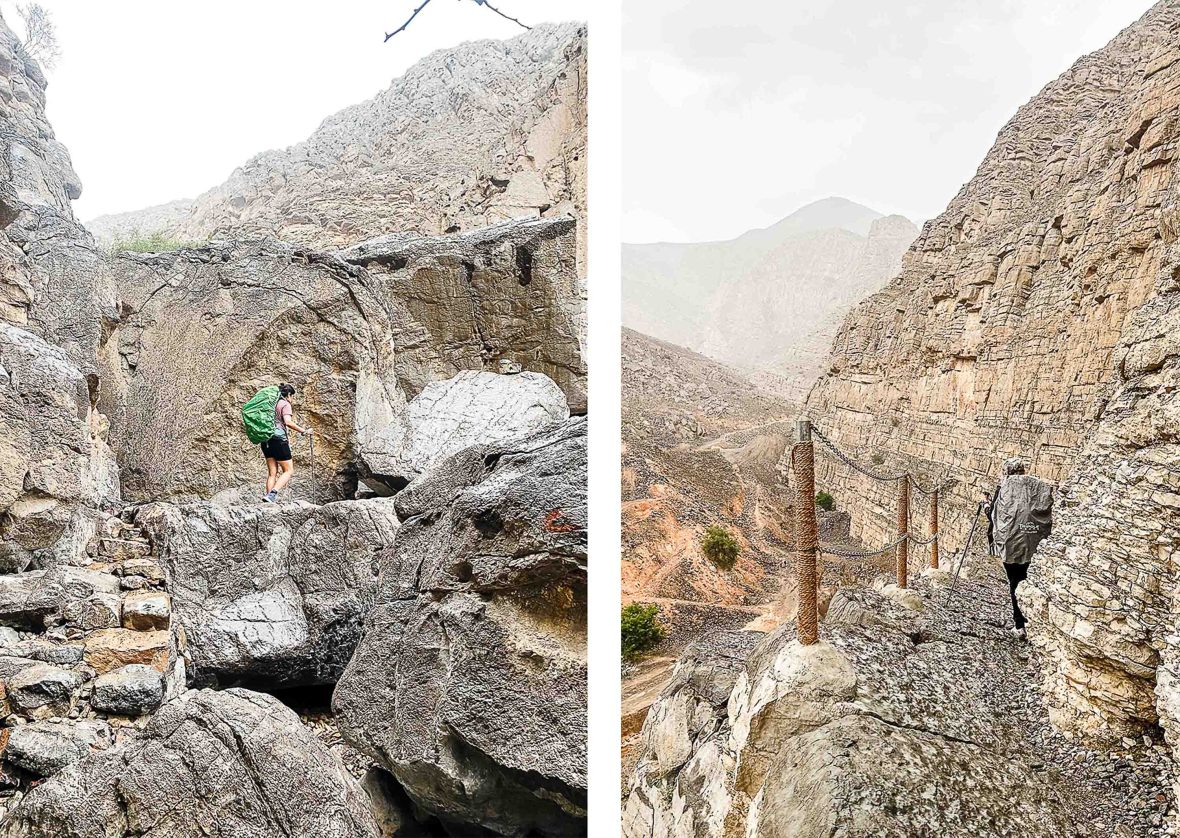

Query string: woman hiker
262 383 313 503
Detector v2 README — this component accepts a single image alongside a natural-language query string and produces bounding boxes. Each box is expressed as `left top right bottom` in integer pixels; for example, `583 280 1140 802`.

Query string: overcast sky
8 0 586 221
623 0 1157 243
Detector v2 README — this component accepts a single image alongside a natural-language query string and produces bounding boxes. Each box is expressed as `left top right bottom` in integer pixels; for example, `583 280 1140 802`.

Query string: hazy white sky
623 0 1157 243
11 0 586 220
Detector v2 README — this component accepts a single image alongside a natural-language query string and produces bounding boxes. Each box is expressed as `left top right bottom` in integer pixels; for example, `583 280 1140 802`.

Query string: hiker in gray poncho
986 457 1053 639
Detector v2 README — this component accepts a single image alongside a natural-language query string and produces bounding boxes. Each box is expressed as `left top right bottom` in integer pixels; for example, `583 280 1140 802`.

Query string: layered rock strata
802 0 1180 810
807 4 1180 551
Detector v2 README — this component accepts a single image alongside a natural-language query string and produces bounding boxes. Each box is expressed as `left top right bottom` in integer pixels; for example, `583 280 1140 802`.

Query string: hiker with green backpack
241 383 313 503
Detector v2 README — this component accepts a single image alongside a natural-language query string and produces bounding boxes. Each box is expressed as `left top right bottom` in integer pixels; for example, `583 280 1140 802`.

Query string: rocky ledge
625 564 1176 838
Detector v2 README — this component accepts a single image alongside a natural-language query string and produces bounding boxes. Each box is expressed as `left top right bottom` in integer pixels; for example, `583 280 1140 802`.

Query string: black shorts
261 436 292 462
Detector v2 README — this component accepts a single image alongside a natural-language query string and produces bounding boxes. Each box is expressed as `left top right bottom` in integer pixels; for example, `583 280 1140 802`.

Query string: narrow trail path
915 557 1176 837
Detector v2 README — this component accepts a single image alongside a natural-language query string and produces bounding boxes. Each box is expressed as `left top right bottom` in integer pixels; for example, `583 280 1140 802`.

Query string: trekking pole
944 502 984 604
308 432 315 467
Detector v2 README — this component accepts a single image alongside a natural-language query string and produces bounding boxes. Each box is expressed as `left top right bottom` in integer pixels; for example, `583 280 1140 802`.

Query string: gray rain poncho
991 473 1053 565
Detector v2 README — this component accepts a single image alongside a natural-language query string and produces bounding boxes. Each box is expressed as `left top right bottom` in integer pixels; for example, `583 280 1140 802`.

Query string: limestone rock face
136 498 399 688
100 216 584 503
624 588 1077 838
0 18 114 369
334 417 587 837
0 688 382 837
0 324 119 571
361 369 569 488
86 23 588 276
806 3 1180 551
797 0 1180 785
1018 196 1180 746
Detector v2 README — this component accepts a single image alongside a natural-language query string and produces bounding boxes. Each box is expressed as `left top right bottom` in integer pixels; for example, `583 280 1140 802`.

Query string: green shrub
815 491 835 512
108 230 203 254
622 603 665 661
701 525 740 570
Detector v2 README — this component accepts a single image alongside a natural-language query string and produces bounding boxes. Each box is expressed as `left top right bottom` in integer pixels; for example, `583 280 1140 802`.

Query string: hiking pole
307 432 315 467
943 501 984 605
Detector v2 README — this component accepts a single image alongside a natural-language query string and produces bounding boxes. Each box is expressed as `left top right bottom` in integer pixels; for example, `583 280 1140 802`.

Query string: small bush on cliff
816 491 835 512
108 230 203 255
622 603 665 661
701 525 740 570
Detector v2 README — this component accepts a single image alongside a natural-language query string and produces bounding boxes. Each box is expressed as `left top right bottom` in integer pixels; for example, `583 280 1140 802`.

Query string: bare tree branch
385 0 530 43
385 0 435 42
475 0 532 30
15 2 60 71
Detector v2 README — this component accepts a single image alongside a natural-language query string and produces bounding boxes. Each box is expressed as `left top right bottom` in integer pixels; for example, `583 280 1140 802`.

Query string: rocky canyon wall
806 0 1180 779
0 11 588 835
807 2 1178 550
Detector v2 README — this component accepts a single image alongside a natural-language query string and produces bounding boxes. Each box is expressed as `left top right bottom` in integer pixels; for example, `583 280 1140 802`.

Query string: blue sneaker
265 491 278 504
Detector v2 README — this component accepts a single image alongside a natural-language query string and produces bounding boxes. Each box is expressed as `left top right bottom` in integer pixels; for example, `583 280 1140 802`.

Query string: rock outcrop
623 198 917 399
0 324 118 571
0 688 382 837
137 499 400 689
0 19 113 369
623 580 1166 837
100 216 584 503
335 417 588 837
86 23 588 276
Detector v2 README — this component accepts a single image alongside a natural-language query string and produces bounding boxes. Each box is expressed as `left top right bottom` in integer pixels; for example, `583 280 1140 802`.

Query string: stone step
96 539 152 561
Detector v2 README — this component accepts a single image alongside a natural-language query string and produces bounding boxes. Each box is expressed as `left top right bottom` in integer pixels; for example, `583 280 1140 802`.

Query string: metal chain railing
790 416 972 643
818 533 910 559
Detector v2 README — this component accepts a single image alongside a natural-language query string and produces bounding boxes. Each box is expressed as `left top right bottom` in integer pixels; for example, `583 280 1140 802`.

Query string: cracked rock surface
624 568 1177 838
0 688 381 837
335 417 587 837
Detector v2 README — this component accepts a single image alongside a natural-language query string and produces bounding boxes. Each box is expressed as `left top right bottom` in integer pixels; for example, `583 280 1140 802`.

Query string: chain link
810 424 907 482
809 423 956 495
818 532 909 560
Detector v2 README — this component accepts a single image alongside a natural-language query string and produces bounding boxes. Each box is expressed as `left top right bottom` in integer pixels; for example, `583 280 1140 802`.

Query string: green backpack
241 386 281 444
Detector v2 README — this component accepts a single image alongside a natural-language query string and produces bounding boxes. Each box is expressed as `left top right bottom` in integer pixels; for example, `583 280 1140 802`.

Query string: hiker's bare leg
273 460 295 493
265 458 278 493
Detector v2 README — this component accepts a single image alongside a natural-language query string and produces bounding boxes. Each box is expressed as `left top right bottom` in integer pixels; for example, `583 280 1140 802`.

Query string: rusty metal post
929 489 939 569
791 418 819 645
896 474 910 587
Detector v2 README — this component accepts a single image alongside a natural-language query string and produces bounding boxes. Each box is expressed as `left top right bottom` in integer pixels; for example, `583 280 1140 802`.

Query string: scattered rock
81 629 169 675
3 720 110 777
90 664 163 716
6 664 85 716
119 591 169 631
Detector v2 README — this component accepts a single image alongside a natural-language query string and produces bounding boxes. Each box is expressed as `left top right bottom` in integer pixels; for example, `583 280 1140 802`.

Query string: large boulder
335 417 587 837
359 368 569 490
0 688 382 837
0 324 119 571
100 216 584 504
137 498 400 688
